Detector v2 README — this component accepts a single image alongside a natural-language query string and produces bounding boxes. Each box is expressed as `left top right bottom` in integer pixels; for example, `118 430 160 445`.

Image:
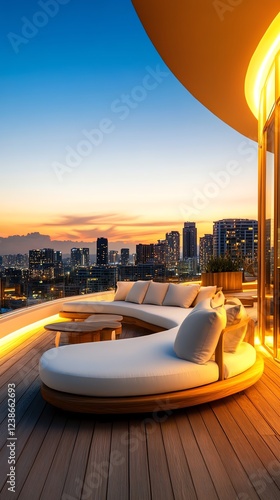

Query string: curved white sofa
39 281 263 414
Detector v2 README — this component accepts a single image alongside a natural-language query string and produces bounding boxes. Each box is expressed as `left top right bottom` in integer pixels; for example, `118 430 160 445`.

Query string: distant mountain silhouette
0 232 131 256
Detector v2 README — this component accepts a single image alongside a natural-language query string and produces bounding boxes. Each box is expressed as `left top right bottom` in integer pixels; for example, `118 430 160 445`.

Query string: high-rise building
54 251 64 277
109 250 118 264
154 240 168 264
199 234 213 272
166 231 180 267
29 248 54 267
135 244 154 264
2 254 28 269
182 222 197 260
213 219 258 261
70 248 90 269
120 248 130 265
96 237 108 265
29 248 55 280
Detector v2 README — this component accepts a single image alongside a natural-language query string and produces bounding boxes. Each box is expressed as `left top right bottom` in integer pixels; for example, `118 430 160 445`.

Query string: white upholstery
61 300 192 329
174 300 227 364
223 342 256 378
192 285 217 306
114 281 134 301
162 283 200 308
143 281 169 305
224 300 248 353
125 280 151 303
40 328 219 397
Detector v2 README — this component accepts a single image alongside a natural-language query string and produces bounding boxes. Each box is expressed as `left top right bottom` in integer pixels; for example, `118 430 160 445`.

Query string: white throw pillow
173 299 227 364
143 281 169 305
125 280 151 304
211 290 225 308
192 285 217 306
224 299 248 352
225 297 242 306
224 304 242 325
162 283 200 308
114 281 134 301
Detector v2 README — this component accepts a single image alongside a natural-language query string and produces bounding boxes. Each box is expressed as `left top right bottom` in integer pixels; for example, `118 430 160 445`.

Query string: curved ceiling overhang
132 0 280 142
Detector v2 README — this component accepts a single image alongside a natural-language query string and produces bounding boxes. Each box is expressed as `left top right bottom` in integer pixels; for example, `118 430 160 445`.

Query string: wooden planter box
201 271 243 292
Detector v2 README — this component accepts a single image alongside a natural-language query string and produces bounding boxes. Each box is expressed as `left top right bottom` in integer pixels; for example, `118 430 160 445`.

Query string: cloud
43 213 138 227
40 212 186 243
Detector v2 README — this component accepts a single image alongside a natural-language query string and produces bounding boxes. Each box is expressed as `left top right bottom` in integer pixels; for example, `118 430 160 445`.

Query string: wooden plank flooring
0 325 280 500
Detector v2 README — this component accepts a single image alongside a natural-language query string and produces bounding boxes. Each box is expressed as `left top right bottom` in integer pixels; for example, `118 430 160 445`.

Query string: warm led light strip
245 13 280 119
0 314 61 350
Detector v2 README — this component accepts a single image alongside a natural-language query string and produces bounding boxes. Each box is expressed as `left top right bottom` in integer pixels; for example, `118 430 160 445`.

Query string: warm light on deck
245 13 280 118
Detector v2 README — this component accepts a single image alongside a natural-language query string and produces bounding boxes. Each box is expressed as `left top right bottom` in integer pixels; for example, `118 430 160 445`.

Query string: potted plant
201 254 243 292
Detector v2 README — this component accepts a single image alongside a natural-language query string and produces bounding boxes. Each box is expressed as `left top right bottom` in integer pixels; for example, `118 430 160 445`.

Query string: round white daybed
39 283 264 414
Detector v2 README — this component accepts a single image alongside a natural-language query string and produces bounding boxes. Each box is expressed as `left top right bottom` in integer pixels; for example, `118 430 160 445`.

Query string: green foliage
205 254 242 273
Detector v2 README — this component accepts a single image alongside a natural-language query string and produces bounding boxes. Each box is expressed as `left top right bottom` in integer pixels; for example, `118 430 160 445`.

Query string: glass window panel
264 119 275 351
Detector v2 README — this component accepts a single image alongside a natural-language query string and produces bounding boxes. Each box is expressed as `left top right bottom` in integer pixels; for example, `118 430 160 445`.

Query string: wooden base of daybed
40 353 264 414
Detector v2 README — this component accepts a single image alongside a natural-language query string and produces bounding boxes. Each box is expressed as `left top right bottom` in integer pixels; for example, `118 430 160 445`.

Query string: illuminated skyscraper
182 222 197 261
166 231 180 266
71 248 90 269
96 238 108 265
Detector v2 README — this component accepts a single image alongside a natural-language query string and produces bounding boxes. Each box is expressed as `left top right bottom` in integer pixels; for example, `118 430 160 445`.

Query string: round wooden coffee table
44 320 122 347
84 314 123 340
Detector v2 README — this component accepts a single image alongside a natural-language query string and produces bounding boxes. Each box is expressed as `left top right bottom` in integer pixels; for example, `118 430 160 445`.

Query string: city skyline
1 0 258 249
0 217 258 257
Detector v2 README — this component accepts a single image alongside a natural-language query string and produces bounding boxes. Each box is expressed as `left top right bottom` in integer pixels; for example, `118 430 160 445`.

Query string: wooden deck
0 324 280 500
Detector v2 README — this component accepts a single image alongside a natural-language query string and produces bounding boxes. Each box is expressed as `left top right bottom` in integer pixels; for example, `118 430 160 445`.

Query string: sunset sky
1 0 258 254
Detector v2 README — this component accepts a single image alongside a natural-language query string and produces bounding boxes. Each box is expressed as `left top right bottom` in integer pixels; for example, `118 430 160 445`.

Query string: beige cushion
224 300 248 353
125 280 151 304
225 297 242 306
114 281 134 301
174 299 227 364
211 290 225 308
162 283 200 308
192 285 217 306
225 304 242 325
143 281 169 305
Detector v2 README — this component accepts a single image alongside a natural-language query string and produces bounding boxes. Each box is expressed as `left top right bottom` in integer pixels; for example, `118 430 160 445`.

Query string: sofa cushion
224 299 248 353
211 290 225 308
162 283 200 308
125 280 151 304
114 281 134 301
39 328 219 397
143 281 169 305
173 299 227 364
192 285 217 306
61 300 192 328
223 342 256 378
225 304 242 325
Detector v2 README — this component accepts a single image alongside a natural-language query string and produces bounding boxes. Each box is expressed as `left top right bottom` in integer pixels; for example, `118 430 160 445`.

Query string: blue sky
0 0 258 253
